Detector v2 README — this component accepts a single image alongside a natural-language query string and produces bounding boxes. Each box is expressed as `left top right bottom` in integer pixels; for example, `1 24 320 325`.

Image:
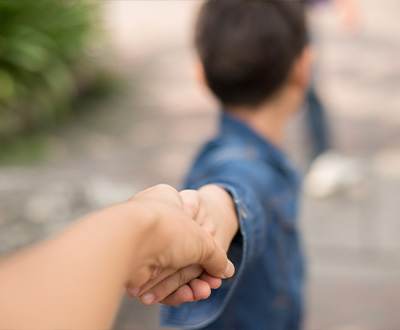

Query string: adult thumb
188 220 235 279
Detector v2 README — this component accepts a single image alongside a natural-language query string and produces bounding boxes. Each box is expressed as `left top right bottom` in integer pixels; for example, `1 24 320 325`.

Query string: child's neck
226 89 298 148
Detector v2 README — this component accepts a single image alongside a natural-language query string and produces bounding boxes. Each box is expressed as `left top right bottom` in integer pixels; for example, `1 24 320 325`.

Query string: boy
137 0 310 328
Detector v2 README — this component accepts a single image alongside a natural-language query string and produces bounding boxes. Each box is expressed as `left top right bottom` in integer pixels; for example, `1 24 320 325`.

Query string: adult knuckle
157 280 172 298
156 183 178 194
178 270 188 287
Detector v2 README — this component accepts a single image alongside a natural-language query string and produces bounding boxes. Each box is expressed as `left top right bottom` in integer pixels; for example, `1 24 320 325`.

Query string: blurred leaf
0 0 104 140
42 60 76 100
0 134 48 164
0 68 15 101
3 40 49 72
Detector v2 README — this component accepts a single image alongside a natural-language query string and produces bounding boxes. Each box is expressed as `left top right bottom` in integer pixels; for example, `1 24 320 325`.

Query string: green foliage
0 134 47 164
0 0 102 139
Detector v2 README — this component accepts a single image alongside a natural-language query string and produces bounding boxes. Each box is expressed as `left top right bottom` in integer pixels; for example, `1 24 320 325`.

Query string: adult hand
125 185 235 299
132 185 237 306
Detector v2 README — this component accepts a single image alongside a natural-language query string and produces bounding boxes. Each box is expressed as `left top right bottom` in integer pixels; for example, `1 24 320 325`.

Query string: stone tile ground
0 1 399 329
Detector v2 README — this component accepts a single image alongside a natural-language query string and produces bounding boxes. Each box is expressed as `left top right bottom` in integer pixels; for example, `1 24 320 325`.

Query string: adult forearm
0 201 155 330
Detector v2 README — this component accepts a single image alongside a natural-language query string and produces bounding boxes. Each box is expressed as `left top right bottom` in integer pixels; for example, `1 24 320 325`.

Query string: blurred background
0 1 400 329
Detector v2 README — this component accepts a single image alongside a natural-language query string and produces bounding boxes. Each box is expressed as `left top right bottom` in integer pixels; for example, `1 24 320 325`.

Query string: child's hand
180 186 238 252
131 185 238 305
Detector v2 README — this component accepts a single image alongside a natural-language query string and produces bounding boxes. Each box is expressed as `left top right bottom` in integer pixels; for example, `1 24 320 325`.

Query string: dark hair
195 0 306 107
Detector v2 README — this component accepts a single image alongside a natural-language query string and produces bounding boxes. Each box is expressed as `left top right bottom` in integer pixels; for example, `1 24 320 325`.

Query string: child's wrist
198 185 239 250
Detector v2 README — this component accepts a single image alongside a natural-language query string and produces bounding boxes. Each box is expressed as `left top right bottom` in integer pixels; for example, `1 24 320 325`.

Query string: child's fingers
138 264 204 305
199 271 222 289
159 284 195 306
160 278 211 306
190 278 212 300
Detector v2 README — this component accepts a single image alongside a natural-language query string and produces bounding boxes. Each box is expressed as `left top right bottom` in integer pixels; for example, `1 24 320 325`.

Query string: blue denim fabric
306 87 330 159
160 114 305 330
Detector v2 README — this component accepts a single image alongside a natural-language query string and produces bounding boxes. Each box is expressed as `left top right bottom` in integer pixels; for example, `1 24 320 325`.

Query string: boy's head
195 0 308 109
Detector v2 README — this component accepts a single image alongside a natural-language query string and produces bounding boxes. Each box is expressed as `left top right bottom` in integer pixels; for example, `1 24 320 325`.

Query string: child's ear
290 46 313 90
193 60 208 88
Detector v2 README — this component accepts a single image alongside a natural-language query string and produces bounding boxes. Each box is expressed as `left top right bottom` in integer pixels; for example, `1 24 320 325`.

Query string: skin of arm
134 184 239 306
0 184 234 330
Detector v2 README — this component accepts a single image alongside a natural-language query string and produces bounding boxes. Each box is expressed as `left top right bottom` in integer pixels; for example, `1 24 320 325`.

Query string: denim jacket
160 114 305 330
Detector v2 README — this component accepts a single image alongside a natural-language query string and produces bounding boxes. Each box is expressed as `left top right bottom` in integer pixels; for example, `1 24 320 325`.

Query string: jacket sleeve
160 160 272 329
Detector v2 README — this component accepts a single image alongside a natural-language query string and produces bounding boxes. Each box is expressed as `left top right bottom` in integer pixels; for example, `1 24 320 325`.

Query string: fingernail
151 266 160 278
141 292 155 305
128 286 141 297
223 260 235 278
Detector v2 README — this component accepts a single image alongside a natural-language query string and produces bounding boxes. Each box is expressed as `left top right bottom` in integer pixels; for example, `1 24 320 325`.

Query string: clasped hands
126 184 238 306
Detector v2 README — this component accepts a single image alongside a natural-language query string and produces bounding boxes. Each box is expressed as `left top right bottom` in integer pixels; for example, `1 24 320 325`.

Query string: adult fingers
191 223 235 279
138 264 203 305
126 267 176 298
131 184 183 208
179 189 200 219
147 200 234 280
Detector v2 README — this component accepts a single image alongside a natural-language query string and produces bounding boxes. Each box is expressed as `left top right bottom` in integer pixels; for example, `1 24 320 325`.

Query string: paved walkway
1 1 400 329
